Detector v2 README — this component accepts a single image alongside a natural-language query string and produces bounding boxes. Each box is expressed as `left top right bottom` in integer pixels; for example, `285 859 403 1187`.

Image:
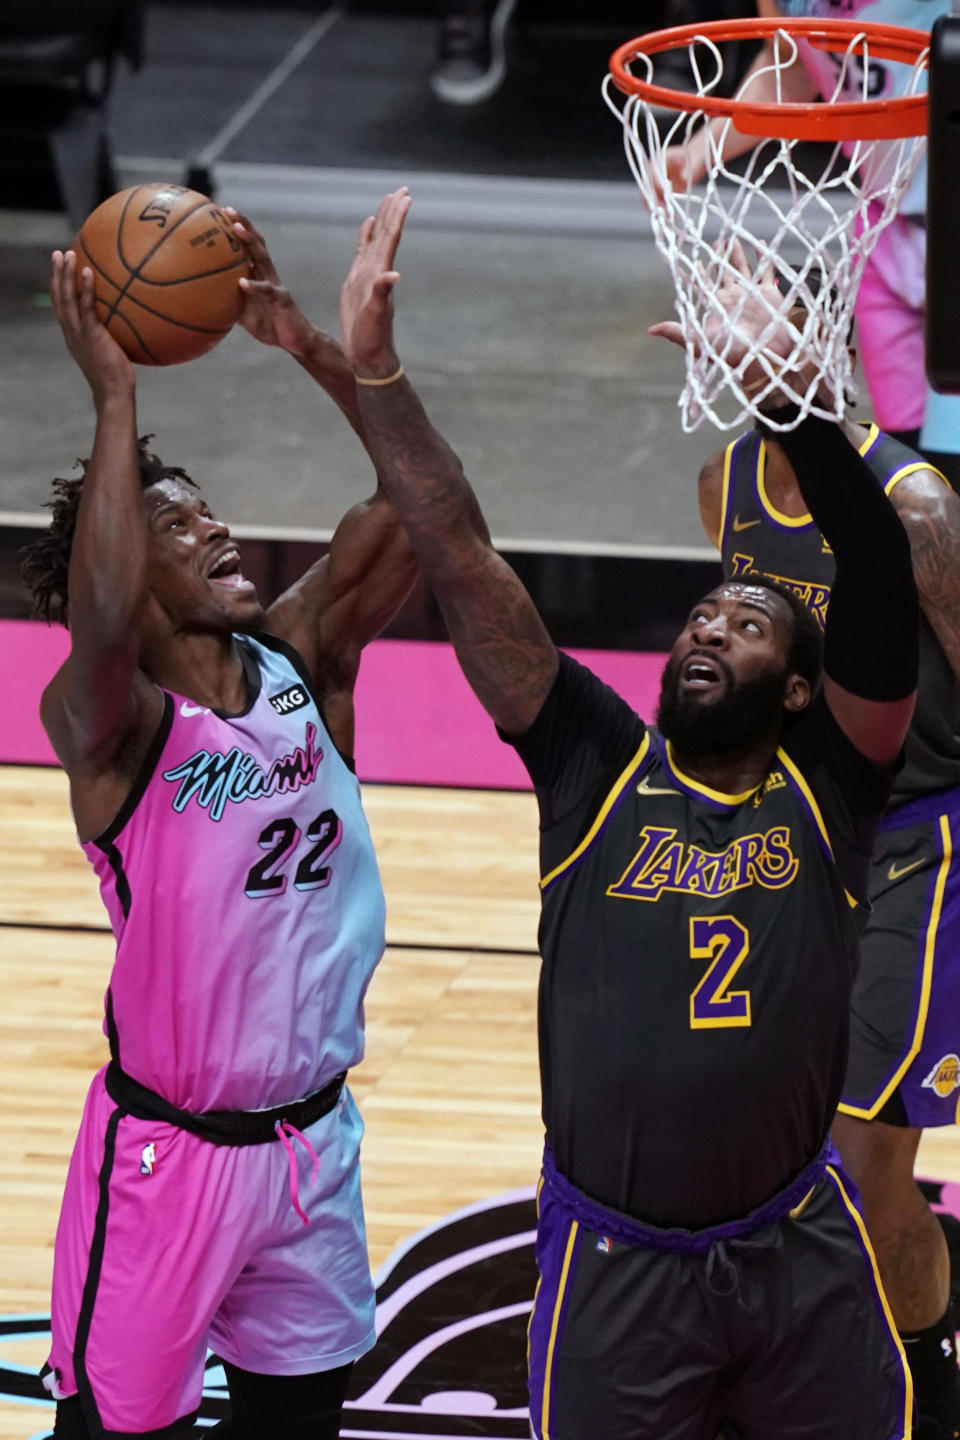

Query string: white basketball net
602 28 928 432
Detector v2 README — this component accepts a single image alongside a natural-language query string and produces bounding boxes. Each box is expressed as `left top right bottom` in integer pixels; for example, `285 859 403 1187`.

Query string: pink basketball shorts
45 1067 376 1434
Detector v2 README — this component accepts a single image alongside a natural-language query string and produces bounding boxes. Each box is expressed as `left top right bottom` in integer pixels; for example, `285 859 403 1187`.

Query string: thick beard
656 654 790 757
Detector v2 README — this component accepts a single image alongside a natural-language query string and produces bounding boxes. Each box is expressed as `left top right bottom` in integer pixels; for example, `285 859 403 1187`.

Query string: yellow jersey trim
540 736 650 891
718 440 736 548
665 741 758 805
884 460 949 497
757 440 813 528
857 421 880 460
825 1165 914 1437
756 423 879 528
838 813 951 1121
775 746 857 908
541 1218 579 1440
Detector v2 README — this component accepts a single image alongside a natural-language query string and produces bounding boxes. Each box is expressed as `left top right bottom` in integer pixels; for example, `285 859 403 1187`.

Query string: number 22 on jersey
689 915 751 1029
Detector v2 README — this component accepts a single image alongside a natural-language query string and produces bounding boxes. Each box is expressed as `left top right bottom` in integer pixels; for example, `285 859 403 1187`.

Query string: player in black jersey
698 389 960 1440
341 194 920 1438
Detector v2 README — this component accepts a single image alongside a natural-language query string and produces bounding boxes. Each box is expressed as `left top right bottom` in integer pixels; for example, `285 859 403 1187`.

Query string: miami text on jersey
607 824 800 902
162 721 324 821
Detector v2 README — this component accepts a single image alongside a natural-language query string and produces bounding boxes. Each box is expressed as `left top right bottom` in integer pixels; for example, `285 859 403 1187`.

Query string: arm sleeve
499 652 647 828
772 412 918 701
781 693 897 903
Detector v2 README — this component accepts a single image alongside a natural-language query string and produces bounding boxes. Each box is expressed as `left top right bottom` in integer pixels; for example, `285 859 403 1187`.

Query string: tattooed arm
890 470 960 681
337 189 559 735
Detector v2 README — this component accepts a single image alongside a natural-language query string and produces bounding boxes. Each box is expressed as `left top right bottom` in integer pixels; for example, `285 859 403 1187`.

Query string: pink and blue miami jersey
82 633 386 1113
777 0 947 216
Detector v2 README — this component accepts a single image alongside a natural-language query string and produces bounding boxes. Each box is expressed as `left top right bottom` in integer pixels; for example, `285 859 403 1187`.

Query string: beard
656 653 790 757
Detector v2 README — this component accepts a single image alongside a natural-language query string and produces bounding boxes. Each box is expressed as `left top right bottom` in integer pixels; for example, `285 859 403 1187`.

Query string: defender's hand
227 208 318 357
649 238 803 402
50 250 135 404
339 188 411 377
656 143 701 199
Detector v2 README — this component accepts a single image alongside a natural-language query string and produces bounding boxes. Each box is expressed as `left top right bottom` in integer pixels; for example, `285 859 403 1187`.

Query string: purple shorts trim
541 1142 834 1255
880 783 960 832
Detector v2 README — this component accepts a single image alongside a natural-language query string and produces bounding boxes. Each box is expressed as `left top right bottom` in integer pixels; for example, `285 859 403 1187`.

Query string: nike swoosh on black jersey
636 776 681 797
886 857 927 883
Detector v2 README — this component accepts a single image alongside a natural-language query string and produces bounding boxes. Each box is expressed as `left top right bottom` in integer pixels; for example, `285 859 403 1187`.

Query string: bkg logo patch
270 685 309 716
922 1054 960 1098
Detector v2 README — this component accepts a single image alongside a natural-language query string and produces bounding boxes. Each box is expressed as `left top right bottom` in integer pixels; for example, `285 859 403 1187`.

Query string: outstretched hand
648 143 702 207
649 238 802 403
227 208 319 356
49 250 135 404
339 188 411 376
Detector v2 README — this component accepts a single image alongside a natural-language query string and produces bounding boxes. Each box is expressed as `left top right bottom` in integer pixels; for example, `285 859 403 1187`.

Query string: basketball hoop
603 18 930 432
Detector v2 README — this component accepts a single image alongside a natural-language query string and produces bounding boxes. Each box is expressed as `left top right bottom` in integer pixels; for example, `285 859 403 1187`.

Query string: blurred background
0 0 772 650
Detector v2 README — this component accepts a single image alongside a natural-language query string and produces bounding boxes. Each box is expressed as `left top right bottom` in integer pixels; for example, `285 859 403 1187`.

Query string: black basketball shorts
841 791 960 1128
528 1154 911 1440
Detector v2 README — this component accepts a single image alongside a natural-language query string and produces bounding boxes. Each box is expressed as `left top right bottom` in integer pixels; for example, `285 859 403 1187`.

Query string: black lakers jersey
508 654 891 1230
719 424 960 804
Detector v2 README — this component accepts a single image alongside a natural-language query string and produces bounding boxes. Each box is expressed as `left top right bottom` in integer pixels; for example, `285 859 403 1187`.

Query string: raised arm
652 241 917 765
662 0 818 190
773 416 917 763
39 252 162 780
336 189 558 736
266 485 417 753
887 470 960 685
226 210 418 719
226 209 374 456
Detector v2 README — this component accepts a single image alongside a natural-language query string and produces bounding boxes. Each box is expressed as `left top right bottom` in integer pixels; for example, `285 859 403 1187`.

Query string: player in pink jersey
20 210 417 1438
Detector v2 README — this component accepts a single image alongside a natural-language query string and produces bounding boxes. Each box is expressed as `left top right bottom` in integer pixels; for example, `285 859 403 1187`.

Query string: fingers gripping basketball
73 184 252 366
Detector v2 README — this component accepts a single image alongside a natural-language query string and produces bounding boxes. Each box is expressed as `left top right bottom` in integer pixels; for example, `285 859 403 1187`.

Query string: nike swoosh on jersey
887 857 927 883
180 702 211 717
636 776 681 797
732 515 761 532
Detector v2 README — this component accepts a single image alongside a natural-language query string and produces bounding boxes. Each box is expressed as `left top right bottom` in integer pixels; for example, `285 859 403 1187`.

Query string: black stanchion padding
926 13 960 393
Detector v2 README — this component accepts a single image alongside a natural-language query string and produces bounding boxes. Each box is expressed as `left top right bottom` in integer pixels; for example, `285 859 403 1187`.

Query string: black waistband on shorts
104 1061 346 1146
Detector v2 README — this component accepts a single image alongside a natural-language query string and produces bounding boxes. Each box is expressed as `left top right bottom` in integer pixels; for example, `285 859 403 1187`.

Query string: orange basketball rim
609 17 929 141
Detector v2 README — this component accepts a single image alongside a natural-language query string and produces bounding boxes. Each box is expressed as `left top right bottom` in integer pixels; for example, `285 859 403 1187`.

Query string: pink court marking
0 620 667 789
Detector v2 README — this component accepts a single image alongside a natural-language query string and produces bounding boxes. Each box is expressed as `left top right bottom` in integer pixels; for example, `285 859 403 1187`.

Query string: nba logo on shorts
140 1142 157 1176
922 1055 960 1099
596 1236 612 1254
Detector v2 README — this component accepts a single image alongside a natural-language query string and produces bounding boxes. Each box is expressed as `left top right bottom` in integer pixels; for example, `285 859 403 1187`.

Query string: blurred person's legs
431 0 520 105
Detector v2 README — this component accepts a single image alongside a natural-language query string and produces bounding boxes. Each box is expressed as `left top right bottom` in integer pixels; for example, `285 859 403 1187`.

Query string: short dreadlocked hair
20 436 196 627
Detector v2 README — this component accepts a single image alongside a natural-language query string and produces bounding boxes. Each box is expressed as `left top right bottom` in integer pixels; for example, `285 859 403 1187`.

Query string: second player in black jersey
340 199 920 1440
701 412 960 1438
523 652 884 1230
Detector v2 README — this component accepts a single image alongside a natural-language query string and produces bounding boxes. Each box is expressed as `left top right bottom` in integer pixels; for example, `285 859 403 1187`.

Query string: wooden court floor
2 763 960 1438
0 765 545 1438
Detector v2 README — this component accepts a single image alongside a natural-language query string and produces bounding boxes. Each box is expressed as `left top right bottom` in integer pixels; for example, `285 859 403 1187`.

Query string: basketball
73 183 252 366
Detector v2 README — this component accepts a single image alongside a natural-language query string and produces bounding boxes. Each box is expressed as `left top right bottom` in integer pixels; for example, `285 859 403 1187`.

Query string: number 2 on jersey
689 915 751 1029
